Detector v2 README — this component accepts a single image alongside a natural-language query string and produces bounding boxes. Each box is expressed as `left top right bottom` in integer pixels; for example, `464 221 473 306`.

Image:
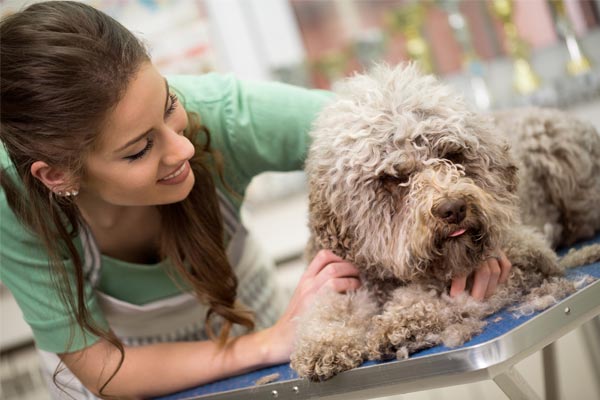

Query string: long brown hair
0 1 253 396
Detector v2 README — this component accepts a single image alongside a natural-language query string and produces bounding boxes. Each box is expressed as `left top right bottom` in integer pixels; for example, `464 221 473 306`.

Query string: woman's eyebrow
113 79 171 154
114 129 152 154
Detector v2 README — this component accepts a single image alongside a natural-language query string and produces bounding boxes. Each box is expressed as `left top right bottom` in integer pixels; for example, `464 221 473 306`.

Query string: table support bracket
493 366 541 400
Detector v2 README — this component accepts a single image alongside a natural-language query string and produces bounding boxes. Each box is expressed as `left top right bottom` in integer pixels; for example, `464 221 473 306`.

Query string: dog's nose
434 199 467 224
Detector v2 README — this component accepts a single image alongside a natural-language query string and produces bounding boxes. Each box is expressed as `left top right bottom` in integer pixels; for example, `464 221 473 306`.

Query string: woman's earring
52 188 79 197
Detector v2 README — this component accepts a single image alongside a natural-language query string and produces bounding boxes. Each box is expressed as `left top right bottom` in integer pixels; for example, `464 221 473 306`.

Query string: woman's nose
161 129 195 166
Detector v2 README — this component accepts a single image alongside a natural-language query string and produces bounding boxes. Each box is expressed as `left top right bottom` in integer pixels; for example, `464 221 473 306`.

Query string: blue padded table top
156 235 600 400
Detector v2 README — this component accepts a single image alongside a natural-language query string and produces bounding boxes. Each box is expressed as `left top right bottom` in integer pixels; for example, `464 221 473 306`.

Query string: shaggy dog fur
290 64 600 381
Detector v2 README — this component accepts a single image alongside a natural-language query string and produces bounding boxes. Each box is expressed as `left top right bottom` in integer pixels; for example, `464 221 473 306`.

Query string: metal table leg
580 316 600 393
542 343 559 400
493 367 541 400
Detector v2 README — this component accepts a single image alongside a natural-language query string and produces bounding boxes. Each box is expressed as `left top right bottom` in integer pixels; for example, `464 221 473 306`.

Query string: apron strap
217 189 247 267
79 223 101 288
78 189 245 289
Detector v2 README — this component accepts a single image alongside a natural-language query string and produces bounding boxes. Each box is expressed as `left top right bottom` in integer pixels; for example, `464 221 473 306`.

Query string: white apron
37 191 285 399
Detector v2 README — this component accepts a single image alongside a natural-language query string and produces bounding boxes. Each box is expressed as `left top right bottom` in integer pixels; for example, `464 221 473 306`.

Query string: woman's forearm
61 327 277 398
60 249 366 398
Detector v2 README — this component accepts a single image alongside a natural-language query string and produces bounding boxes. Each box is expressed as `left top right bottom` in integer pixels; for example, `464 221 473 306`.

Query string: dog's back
492 107 600 248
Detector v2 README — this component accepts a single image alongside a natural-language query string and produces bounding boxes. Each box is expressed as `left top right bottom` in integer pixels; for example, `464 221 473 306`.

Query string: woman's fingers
456 249 511 300
470 261 491 300
497 252 512 284
309 249 511 301
484 257 502 298
324 276 362 293
268 251 361 362
304 249 345 278
302 250 361 293
312 262 361 295
313 261 361 289
449 275 467 298
471 258 502 300
280 250 361 328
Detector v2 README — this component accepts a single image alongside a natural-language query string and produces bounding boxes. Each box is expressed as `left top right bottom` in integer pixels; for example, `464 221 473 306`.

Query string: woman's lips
157 161 190 185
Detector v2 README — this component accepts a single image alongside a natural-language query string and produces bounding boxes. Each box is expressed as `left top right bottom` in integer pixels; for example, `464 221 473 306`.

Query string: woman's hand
450 250 512 300
263 250 361 363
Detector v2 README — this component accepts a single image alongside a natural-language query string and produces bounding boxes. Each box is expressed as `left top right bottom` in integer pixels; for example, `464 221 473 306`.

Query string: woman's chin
159 170 195 205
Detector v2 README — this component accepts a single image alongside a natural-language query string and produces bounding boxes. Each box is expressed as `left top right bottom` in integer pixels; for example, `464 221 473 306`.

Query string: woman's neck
75 193 156 230
74 194 162 264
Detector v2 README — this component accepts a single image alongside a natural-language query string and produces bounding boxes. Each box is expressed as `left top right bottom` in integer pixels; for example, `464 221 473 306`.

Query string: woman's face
81 62 195 207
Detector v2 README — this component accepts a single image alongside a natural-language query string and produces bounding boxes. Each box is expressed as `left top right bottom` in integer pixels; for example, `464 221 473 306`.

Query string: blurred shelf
0 283 34 352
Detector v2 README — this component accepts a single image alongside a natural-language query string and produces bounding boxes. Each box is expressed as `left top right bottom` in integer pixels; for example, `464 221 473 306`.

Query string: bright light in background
85 0 217 74
0 0 217 75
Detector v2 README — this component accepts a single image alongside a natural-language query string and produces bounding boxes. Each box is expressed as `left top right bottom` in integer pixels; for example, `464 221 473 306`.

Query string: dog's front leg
504 225 563 277
503 225 584 315
366 284 486 360
290 288 378 381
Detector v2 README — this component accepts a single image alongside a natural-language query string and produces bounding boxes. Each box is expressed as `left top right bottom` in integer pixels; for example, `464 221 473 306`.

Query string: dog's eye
443 151 464 164
379 174 409 189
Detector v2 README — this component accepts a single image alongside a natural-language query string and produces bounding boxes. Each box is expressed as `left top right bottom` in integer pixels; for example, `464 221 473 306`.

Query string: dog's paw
367 318 410 360
536 251 563 276
365 296 451 360
506 226 563 276
440 319 486 347
291 343 365 381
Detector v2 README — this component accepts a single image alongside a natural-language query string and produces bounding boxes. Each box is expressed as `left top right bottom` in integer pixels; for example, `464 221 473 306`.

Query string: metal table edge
184 279 600 400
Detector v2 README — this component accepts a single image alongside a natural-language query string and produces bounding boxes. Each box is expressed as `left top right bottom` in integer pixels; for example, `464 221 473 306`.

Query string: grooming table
156 235 600 400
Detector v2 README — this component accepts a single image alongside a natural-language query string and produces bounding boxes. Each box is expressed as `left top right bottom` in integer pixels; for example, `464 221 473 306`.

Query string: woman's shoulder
0 178 47 251
167 72 331 108
0 146 23 236
1 141 13 170
0 145 75 251
167 73 236 105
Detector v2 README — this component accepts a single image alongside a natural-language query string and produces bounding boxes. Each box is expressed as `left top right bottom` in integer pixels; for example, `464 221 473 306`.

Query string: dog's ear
308 192 352 260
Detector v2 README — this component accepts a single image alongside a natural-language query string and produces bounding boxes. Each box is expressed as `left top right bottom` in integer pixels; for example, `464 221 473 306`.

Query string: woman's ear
30 161 74 193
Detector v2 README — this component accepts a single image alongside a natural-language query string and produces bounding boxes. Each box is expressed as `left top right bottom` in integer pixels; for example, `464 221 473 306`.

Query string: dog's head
306 64 519 282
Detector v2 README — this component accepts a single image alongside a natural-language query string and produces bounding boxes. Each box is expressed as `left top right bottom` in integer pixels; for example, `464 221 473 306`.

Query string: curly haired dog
290 64 600 380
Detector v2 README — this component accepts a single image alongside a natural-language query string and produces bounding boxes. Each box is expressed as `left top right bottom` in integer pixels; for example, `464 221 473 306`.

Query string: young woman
0 1 511 398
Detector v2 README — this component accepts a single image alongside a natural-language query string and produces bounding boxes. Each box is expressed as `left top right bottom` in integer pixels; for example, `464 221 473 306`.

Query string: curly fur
291 64 600 381
493 107 600 247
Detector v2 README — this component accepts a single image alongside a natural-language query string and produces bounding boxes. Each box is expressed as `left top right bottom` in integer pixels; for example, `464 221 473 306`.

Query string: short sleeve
168 74 333 195
0 181 108 353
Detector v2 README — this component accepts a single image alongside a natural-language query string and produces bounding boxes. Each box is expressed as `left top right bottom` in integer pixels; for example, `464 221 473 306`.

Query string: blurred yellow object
549 0 592 76
513 58 541 95
312 49 352 82
386 3 433 74
490 0 541 94
567 57 592 76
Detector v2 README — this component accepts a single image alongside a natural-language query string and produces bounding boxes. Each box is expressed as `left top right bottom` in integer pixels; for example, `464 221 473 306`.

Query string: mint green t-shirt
0 73 331 353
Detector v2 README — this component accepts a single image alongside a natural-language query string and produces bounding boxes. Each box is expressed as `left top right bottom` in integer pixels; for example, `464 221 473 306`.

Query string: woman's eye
166 93 178 116
124 138 154 162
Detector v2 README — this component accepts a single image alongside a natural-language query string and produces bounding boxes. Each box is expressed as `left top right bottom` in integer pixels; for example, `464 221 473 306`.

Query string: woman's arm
60 329 274 398
60 250 361 398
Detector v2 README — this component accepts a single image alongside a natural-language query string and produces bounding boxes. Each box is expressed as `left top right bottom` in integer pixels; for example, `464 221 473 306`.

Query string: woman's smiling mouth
158 161 190 185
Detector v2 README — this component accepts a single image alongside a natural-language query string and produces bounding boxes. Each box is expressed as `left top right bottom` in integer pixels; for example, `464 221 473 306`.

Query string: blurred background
1 0 599 399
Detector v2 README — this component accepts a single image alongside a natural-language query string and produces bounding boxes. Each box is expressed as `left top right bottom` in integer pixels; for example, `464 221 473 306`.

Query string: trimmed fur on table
254 373 281 386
